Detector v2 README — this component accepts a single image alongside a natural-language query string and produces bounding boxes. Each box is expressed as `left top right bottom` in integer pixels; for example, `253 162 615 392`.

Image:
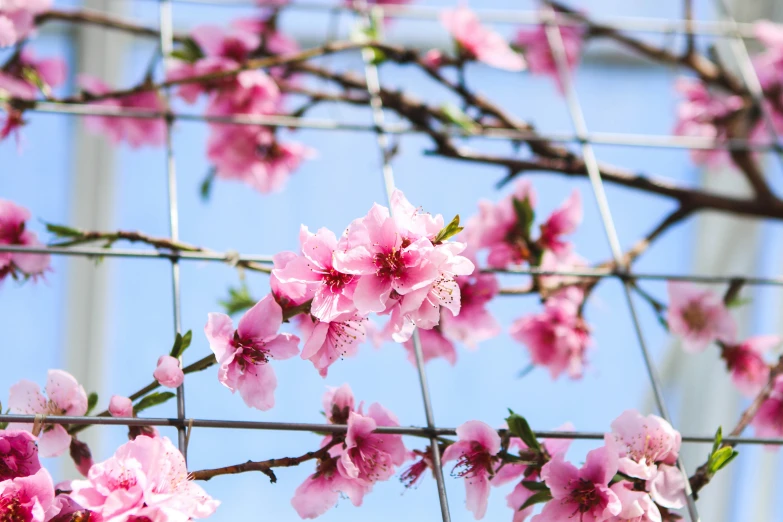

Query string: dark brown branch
36 9 186 42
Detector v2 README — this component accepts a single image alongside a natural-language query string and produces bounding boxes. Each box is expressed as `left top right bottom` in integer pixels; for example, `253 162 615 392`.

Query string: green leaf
726 296 752 309
46 223 84 239
711 426 723 456
86 392 99 415
200 169 216 201
519 489 552 511
441 103 480 135
521 480 549 491
219 284 257 316
506 410 542 452
512 197 535 240
133 392 176 414
433 215 464 244
170 37 204 64
169 330 193 358
708 446 738 474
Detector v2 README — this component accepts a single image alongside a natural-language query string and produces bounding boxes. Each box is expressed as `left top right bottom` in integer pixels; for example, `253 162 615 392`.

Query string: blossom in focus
204 293 300 410
79 75 167 148
290 456 370 519
0 468 56 522
69 435 219 519
510 286 590 380
0 199 50 280
605 410 680 481
0 430 41 481
297 313 366 377
610 481 662 522
0 0 50 48
752 375 783 440
441 6 526 71
7 370 88 457
153 355 185 388
442 420 501 519
536 446 621 521
108 395 133 418
338 406 408 485
722 335 778 396
666 281 736 352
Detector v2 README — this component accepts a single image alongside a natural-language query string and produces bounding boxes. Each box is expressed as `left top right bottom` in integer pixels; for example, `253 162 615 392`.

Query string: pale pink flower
510 286 590 380
7 370 88 458
79 75 166 148
514 16 584 90
389 189 445 242
721 335 778 397
69 435 219 520
291 456 370 519
0 0 50 47
108 395 133 418
753 21 783 92
205 294 299 410
402 327 457 366
537 248 588 292
274 226 358 321
297 313 366 377
0 430 40 481
442 420 501 519
0 468 56 522
440 273 500 348
666 281 736 352
610 482 662 522
338 409 407 486
538 190 582 256
535 446 621 522
605 410 680 481
506 482 536 522
646 464 686 509
333 203 438 314
0 199 50 280
441 6 526 71
153 355 184 389
752 375 783 440
322 383 355 425
270 251 310 310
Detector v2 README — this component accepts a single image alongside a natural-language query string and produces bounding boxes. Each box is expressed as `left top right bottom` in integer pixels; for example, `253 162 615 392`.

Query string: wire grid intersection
5 2 783 521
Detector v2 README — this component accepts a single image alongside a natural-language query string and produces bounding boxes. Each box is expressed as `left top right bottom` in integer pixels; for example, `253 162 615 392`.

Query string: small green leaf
200 169 216 201
519 489 553 511
441 103 480 135
219 284 257 316
711 426 723 456
169 330 193 358
170 37 204 63
512 197 535 239
708 447 739 474
46 223 84 238
433 215 464 244
521 480 549 491
133 392 176 414
726 296 752 309
86 392 99 415
506 411 542 452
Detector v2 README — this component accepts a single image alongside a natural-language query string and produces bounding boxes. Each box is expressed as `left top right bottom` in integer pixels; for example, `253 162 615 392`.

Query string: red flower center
0 495 29 522
569 478 601 515
451 442 494 479
321 268 354 292
232 335 270 367
681 302 708 332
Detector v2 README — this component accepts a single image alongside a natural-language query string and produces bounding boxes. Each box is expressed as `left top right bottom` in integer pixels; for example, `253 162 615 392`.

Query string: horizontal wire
0 413 778 445
20 102 783 152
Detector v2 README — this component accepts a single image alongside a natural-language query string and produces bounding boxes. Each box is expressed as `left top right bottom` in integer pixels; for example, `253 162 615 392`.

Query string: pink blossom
79 75 166 148
108 395 134 418
0 199 50 281
423 49 444 68
69 438 93 478
0 0 50 47
153 355 184 388
338 409 407 486
666 281 736 352
440 274 500 348
297 313 366 377
610 482 662 522
49 494 96 522
646 464 686 509
69 435 218 520
204 293 299 410
537 248 588 292
399 448 435 489
539 190 582 256
7 370 88 458
722 336 778 396
274 226 358 321
270 251 310 309
506 482 536 522
514 16 584 90
0 468 56 522
0 430 40 481
402 327 457 366
535 446 621 522
442 420 501 519
605 410 680 481
510 286 590 380
752 375 783 439
322 383 355 424
754 21 783 92
291 456 369 519
492 423 574 487
441 6 526 71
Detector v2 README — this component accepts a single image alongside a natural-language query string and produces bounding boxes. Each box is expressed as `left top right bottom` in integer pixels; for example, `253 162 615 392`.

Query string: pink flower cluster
0 199 50 281
0 0 50 48
753 375 783 440
513 13 585 90
291 384 407 518
169 20 312 194
440 6 526 71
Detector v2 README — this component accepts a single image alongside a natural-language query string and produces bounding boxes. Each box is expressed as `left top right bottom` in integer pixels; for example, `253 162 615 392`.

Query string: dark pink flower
153 355 184 388
204 294 299 410
666 281 736 352
440 274 500 349
79 75 166 148
441 6 526 71
0 430 40 481
69 438 93 478
297 313 366 377
492 423 574 487
7 370 88 458
752 375 783 440
442 420 501 519
722 336 778 396
0 199 50 281
536 446 621 521
270 251 310 309
290 456 369 519
538 190 582 256
338 409 407 486
0 468 56 522
514 16 584 90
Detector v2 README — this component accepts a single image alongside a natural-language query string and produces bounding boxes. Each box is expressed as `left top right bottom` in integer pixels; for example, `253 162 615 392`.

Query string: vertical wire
158 0 188 458
540 6 702 521
353 4 451 521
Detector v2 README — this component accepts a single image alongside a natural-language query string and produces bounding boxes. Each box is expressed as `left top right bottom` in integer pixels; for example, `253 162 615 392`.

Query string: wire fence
4 2 783 522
